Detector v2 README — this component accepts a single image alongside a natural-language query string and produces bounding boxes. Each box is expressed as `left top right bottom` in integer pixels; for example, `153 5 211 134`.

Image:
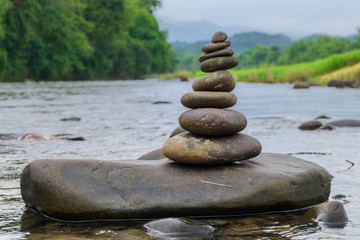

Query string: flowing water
0 79 360 239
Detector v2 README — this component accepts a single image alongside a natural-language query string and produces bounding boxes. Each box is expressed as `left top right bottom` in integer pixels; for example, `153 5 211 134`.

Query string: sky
155 0 360 37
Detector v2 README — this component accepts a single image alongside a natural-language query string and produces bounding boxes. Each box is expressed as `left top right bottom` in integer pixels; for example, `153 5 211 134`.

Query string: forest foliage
0 0 176 81
238 33 360 68
172 32 292 71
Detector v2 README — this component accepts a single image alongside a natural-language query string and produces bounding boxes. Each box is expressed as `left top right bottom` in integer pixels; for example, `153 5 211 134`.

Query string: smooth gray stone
162 132 261 164
200 56 238 72
211 31 228 43
192 70 236 92
199 48 234 62
298 120 323 130
169 126 187 138
179 108 247 136
201 41 231 53
137 148 166 160
20 153 331 221
326 119 360 127
181 91 237 109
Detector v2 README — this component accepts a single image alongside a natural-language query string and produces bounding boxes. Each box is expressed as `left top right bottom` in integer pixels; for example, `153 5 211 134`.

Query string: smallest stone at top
211 31 228 43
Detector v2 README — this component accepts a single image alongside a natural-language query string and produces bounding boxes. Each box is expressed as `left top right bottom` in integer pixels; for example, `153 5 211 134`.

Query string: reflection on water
1 79 360 239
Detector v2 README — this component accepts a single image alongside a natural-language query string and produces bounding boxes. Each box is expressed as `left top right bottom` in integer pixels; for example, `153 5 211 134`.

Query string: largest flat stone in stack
21 153 331 221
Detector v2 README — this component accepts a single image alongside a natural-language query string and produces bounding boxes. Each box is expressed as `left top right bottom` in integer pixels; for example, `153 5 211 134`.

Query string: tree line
238 33 360 68
0 0 176 81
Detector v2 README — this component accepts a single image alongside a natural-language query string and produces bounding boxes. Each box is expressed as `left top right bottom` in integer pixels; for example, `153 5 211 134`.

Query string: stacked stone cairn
162 31 262 164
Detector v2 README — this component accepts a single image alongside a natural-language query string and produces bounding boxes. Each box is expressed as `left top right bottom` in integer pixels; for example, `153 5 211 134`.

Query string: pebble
162 132 262 164
202 41 231 53
211 31 228 43
179 108 247 136
199 48 234 62
181 91 237 109
192 70 236 92
200 56 238 72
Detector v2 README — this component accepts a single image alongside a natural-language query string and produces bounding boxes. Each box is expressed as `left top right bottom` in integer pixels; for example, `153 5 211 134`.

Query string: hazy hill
172 32 293 55
157 17 252 43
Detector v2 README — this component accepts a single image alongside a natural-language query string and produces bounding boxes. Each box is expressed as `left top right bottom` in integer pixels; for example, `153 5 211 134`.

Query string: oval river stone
192 70 236 92
200 56 238 72
20 153 331 220
181 91 237 109
179 108 247 136
199 48 234 62
202 41 231 53
162 132 261 164
211 31 228 43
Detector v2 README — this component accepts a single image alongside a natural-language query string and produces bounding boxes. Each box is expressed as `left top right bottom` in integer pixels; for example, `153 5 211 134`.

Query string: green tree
3 0 92 81
0 0 11 78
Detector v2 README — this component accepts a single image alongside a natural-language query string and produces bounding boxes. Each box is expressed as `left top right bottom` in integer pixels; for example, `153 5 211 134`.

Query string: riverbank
160 49 360 85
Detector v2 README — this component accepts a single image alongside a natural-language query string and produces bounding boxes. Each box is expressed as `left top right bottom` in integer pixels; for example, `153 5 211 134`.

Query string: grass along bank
231 49 360 85
159 49 360 84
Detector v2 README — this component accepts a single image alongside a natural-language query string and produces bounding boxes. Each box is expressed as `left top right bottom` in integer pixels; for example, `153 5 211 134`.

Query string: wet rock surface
315 201 348 227
162 132 261 164
20 153 331 221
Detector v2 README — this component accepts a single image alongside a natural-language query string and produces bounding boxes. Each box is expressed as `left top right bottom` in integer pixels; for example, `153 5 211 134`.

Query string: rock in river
181 91 237 109
326 119 360 127
179 108 247 136
21 153 331 221
192 70 236 92
298 120 323 130
162 132 261 164
200 56 238 72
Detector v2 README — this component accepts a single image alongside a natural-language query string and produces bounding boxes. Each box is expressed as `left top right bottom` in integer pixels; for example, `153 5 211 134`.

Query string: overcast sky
155 0 360 37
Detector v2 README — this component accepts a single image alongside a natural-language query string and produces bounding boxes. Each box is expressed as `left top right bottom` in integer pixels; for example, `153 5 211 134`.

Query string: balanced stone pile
162 31 262 164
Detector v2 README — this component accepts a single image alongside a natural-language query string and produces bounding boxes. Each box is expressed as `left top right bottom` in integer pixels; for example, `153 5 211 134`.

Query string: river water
0 79 359 239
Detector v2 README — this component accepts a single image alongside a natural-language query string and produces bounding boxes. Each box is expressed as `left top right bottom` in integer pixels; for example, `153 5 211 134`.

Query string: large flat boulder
21 153 331 221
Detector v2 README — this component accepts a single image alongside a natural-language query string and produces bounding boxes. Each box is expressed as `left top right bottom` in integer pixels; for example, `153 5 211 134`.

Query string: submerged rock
144 218 214 239
60 117 81 121
326 119 360 127
21 153 331 221
327 80 344 88
315 201 348 227
136 148 166 160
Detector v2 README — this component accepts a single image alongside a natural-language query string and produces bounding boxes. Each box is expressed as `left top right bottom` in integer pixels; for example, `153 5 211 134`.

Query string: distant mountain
157 17 252 43
171 32 293 55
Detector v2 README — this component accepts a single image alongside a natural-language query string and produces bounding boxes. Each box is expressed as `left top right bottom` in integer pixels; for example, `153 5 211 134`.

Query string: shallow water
0 79 360 239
